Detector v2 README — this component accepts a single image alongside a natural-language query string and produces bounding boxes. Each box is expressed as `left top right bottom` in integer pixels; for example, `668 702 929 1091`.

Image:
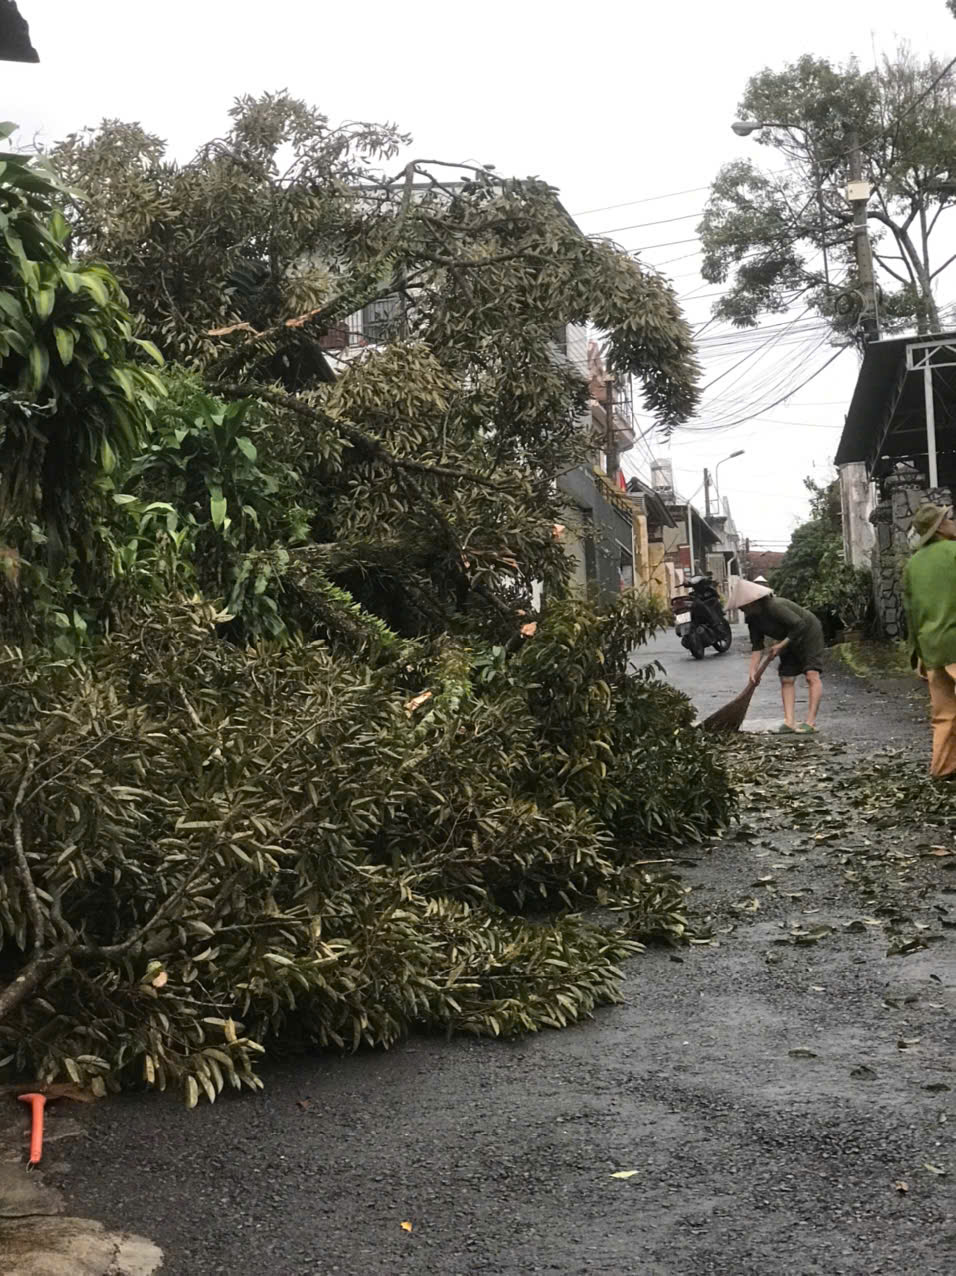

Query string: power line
571 185 712 217
677 346 850 434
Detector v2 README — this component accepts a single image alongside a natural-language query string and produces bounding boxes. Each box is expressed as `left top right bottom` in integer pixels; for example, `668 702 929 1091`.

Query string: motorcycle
673 576 733 660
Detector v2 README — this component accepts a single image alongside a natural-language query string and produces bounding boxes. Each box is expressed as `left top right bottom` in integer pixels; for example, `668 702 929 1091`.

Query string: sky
8 0 956 547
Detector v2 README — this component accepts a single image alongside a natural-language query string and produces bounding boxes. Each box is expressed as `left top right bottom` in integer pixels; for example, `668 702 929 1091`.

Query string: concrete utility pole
703 468 712 518
845 127 879 342
604 376 618 483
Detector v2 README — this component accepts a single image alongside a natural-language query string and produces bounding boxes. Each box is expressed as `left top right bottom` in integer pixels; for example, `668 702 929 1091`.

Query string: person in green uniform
903 502 956 779
728 580 826 734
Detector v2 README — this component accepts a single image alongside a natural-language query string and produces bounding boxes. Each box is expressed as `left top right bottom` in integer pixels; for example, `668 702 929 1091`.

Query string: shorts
778 652 823 679
778 620 826 680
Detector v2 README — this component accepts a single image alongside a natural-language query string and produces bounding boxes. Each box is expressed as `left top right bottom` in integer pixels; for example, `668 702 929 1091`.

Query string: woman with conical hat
904 502 956 779
728 579 827 734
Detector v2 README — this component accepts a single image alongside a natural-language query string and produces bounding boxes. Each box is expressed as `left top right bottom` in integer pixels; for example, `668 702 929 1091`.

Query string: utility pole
605 376 618 484
845 127 879 342
703 468 712 518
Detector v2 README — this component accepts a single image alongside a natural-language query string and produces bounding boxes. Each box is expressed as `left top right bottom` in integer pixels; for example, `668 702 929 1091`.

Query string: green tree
0 132 163 554
699 51 956 337
48 93 699 646
772 477 871 630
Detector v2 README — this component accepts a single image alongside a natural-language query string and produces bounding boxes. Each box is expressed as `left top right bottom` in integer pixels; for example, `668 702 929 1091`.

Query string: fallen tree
0 102 733 1100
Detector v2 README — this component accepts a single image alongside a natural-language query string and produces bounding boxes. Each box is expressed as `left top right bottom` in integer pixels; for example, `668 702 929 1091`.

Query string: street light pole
713 449 745 508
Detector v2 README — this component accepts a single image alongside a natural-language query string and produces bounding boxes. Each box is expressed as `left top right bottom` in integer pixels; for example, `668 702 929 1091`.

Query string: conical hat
729 580 773 609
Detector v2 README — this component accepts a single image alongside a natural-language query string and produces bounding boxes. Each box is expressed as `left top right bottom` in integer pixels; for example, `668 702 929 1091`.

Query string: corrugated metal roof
835 330 956 469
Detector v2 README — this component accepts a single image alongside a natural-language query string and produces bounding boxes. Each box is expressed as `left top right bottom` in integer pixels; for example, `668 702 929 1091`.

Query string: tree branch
10 753 45 954
874 254 914 287
930 250 956 280
218 384 507 490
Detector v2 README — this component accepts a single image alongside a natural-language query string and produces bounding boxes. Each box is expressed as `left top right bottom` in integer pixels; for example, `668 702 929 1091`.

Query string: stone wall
869 464 953 637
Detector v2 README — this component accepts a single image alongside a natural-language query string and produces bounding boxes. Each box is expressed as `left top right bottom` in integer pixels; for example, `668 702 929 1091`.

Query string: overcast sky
9 0 956 546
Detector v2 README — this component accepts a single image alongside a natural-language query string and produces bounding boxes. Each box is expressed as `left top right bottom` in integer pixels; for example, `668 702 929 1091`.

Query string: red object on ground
18 1092 46 1164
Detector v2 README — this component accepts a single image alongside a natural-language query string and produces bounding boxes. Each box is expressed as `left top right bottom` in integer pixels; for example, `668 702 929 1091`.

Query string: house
742 548 785 580
704 502 742 601
554 336 644 603
625 474 677 604
835 331 956 636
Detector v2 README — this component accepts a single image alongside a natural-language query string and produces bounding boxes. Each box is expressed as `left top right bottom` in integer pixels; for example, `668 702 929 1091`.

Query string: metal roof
835 330 956 483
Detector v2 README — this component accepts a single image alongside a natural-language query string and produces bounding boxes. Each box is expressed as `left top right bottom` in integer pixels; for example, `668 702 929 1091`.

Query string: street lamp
714 449 744 508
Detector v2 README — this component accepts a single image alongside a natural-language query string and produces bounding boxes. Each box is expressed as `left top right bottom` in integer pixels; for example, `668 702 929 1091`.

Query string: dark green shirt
746 595 824 659
903 537 956 669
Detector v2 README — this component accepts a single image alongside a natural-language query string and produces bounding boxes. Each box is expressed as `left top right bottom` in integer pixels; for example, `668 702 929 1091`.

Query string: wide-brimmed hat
729 580 773 610
911 501 953 548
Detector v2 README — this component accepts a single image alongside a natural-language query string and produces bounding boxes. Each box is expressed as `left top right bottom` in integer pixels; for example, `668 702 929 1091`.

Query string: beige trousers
927 663 956 778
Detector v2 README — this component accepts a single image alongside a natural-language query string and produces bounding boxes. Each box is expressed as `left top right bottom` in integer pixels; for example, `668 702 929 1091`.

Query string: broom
700 651 777 733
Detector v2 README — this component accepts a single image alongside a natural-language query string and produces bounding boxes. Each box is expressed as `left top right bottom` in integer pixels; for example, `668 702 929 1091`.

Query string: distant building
744 549 785 580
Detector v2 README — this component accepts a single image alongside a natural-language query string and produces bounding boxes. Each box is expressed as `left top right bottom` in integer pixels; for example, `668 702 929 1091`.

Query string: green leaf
27 341 49 390
133 337 165 365
49 209 69 243
110 366 136 401
79 272 109 307
236 436 257 462
35 286 56 319
101 438 118 474
54 326 74 366
0 123 17 142
209 486 227 529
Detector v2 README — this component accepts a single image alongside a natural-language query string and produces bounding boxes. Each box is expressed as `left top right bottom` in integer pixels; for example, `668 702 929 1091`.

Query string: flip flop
796 723 819 734
775 724 797 734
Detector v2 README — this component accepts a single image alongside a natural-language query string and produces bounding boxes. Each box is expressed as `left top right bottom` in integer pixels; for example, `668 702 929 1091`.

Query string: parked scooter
673 575 733 660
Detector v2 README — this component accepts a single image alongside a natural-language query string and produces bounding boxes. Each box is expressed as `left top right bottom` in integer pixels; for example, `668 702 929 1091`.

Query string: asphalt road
49 631 956 1275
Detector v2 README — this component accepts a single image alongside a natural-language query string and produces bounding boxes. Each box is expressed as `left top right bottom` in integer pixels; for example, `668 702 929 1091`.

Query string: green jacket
903 537 956 669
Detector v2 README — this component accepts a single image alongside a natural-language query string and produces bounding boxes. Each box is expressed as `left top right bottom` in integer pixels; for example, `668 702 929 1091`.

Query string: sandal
796 723 818 734
776 724 797 734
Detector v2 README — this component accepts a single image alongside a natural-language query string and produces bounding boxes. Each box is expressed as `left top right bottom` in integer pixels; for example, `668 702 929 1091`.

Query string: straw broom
700 651 778 733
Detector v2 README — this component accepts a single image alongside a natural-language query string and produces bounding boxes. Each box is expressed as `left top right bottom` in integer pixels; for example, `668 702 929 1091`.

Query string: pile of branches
0 101 735 1100
0 595 731 1101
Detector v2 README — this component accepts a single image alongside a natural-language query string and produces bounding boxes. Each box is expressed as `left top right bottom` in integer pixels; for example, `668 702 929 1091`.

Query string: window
361 294 404 343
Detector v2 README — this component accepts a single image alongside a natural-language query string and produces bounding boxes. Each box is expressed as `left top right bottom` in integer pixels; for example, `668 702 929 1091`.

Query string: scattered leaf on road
400 1221 413 1232
897 1038 922 1049
610 1170 640 1179
923 1163 948 1177
922 1082 951 1093
850 1065 877 1079
789 1048 818 1059
895 1181 909 1194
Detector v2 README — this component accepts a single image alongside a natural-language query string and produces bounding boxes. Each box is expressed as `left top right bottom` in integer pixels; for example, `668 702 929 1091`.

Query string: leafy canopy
772 477 872 629
699 50 956 337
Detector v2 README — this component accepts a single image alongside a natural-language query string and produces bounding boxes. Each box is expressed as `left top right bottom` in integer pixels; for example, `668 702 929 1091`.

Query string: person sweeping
728 580 826 734
903 502 956 780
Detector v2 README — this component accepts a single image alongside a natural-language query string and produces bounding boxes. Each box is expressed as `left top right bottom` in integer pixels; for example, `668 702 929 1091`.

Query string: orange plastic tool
18 1092 47 1164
